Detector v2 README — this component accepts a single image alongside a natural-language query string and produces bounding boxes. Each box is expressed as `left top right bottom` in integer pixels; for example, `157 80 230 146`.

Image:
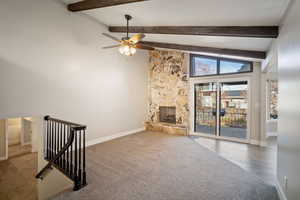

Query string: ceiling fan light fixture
102 14 153 54
119 45 136 56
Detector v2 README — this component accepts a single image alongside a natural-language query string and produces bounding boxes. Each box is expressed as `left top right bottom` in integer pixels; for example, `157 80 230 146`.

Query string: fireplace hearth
159 106 176 124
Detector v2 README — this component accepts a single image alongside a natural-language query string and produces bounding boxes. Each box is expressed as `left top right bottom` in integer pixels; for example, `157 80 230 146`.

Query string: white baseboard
260 140 267 147
22 142 31 146
86 127 145 147
267 131 278 137
250 139 267 147
8 140 20 146
0 156 7 161
275 179 287 200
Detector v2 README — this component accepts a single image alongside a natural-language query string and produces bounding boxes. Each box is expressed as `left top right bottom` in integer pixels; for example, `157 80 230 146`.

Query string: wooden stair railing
36 116 87 191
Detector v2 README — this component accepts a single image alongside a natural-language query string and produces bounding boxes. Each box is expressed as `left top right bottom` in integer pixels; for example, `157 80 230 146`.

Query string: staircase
36 116 87 191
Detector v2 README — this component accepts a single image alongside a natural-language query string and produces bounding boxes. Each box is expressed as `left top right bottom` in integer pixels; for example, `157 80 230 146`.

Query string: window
190 54 253 77
220 60 252 74
267 80 278 119
190 56 217 76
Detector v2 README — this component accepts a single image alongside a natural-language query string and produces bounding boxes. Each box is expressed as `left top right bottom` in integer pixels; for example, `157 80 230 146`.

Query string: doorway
192 78 250 142
6 118 33 158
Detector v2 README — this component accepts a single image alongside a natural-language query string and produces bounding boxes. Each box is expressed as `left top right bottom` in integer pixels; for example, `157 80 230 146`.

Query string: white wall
277 0 300 199
0 0 149 142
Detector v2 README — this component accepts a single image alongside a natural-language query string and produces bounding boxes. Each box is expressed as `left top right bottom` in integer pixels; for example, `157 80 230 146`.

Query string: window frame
190 54 253 78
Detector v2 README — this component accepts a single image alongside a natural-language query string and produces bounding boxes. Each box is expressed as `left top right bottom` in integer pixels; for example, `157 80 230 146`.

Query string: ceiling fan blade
135 43 155 51
102 33 121 42
129 33 145 44
102 44 121 49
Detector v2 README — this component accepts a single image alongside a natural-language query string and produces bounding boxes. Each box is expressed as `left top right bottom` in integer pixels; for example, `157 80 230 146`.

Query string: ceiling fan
102 14 155 56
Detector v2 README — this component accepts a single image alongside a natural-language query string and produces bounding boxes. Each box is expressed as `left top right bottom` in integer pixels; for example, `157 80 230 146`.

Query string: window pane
220 60 251 74
191 56 217 76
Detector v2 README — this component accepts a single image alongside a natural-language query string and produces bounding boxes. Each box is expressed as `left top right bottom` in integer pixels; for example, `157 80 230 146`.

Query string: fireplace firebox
159 106 176 124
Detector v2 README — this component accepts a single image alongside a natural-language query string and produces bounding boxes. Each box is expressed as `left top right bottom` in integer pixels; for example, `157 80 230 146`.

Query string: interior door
194 82 217 135
219 81 248 139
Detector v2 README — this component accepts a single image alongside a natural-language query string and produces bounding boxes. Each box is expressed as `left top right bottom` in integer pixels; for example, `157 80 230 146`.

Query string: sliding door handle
220 109 226 117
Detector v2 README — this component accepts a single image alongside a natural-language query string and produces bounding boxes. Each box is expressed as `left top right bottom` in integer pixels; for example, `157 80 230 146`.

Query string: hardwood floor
8 143 32 158
0 153 38 200
191 136 277 186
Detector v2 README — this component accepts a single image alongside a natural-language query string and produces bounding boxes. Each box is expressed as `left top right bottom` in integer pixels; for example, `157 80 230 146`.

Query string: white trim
86 127 145 147
21 118 25 146
189 132 249 144
275 179 288 200
21 118 32 146
259 140 267 147
0 119 9 161
250 139 267 147
0 156 7 161
5 119 8 160
260 73 267 141
7 139 20 146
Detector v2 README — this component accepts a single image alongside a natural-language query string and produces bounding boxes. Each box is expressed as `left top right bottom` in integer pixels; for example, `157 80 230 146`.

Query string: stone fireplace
145 50 189 135
159 106 176 124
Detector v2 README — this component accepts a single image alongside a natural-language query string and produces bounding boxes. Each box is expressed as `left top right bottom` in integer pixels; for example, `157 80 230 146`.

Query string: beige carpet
52 131 279 200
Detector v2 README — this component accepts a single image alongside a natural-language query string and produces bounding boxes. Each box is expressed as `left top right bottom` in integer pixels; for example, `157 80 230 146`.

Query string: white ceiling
62 0 290 55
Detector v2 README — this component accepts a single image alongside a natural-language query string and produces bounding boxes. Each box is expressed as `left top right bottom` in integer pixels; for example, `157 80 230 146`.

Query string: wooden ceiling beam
68 0 149 12
140 41 266 59
109 26 279 38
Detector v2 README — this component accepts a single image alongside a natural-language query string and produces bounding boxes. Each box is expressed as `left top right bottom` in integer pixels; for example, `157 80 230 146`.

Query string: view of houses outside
269 80 278 119
220 84 247 129
195 82 248 139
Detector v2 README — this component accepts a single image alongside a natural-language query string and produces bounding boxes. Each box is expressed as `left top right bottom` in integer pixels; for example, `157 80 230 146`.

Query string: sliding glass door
219 81 248 139
194 83 217 135
194 80 249 141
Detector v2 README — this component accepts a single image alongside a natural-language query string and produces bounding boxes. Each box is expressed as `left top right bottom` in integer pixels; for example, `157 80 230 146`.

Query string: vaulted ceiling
62 0 290 59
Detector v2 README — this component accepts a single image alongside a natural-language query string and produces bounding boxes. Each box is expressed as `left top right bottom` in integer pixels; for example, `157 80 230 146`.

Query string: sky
194 57 250 75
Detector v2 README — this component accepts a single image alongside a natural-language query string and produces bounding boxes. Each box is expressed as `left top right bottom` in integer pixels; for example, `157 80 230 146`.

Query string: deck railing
196 109 247 128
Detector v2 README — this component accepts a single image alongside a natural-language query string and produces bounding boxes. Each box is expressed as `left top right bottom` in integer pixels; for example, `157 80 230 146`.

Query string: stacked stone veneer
146 50 189 135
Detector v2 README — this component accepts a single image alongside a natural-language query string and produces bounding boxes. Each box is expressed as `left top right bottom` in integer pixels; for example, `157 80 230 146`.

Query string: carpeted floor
52 131 279 200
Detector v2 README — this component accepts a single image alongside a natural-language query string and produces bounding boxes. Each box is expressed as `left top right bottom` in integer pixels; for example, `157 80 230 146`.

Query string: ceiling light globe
125 51 131 56
123 45 130 52
130 47 136 55
119 46 125 54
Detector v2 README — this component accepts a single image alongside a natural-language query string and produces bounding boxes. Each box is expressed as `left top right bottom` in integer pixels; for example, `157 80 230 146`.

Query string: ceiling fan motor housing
125 14 132 21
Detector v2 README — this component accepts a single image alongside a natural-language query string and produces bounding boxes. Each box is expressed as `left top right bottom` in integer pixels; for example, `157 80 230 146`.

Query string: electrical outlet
284 176 288 192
